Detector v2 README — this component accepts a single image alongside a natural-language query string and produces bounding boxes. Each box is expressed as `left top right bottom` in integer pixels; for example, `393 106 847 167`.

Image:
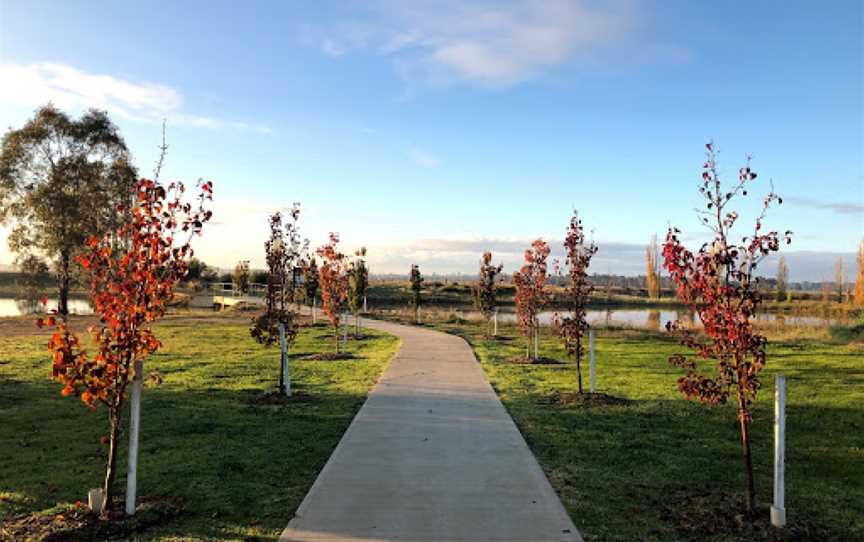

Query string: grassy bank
0 314 399 540
394 315 864 541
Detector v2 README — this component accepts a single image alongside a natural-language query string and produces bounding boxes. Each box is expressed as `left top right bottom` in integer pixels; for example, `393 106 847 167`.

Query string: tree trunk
101 405 123 517
58 250 71 319
737 390 756 515
334 324 340 354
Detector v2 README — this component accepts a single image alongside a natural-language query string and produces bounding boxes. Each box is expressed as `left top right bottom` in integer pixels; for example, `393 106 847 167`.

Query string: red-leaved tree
553 211 597 393
512 239 550 361
250 205 306 394
316 233 349 353
663 142 791 514
39 177 213 516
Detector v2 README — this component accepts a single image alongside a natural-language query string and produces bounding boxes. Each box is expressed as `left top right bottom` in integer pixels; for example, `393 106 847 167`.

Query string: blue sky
0 0 861 280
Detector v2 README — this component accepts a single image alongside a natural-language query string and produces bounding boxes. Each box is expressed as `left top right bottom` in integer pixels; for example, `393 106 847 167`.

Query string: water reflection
494 308 841 328
0 297 94 317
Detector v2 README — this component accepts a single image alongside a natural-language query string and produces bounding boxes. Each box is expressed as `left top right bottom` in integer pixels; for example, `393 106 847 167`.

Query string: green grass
418 318 864 541
0 317 400 540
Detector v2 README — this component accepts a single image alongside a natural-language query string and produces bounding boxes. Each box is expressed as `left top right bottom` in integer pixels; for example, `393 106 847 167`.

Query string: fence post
125 358 143 515
589 329 596 393
771 374 787 527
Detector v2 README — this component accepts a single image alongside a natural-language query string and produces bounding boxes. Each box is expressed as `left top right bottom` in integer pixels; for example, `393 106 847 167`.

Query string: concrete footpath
280 318 582 542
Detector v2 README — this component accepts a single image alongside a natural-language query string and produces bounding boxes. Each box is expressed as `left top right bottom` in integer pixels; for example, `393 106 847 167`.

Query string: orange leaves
316 233 349 331
45 177 213 413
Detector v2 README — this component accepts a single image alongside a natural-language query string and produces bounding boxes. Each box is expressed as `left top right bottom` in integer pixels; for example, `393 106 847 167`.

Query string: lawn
0 314 400 540
411 316 864 541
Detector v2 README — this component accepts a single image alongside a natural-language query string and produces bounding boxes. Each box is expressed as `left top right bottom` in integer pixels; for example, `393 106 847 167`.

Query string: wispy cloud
322 39 346 57
313 0 679 88
784 196 864 216
408 147 442 168
0 62 271 133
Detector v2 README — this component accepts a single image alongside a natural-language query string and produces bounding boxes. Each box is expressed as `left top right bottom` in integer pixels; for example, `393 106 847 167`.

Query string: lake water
0 297 93 317
0 296 843 329
479 309 843 329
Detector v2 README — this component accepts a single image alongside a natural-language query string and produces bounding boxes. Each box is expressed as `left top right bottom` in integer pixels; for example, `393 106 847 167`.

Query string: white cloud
408 147 442 168
0 62 271 133
314 0 656 87
322 39 346 57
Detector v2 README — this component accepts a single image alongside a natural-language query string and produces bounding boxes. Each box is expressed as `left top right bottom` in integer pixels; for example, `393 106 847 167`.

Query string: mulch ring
246 390 318 407
507 356 563 365
304 352 356 361
542 391 632 408
660 491 843 541
1 496 183 542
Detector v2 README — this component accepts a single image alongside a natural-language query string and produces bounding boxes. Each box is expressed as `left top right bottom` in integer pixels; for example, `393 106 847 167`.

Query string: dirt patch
543 391 632 407
0 496 183 541
304 352 356 361
660 491 843 541
507 356 563 365
246 390 318 406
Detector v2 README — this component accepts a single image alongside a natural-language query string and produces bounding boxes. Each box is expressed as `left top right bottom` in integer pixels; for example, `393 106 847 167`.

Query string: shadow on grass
0 377 375 541
496 386 862 541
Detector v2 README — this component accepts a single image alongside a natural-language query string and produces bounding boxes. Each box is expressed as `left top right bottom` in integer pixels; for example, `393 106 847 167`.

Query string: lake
0 297 94 317
0 296 845 329
469 308 844 329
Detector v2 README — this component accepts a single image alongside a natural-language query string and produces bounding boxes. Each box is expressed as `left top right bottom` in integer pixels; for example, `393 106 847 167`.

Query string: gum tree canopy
0 104 136 317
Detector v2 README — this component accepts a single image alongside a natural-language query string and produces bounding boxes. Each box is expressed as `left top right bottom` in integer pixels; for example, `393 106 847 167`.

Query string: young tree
317 234 349 353
645 235 661 299
662 143 791 515
834 256 844 303
409 264 424 323
250 205 305 394
348 248 369 335
855 240 864 306
553 212 598 393
775 256 789 302
39 177 213 517
302 256 320 316
233 260 250 295
0 105 138 318
473 251 503 336
512 239 551 361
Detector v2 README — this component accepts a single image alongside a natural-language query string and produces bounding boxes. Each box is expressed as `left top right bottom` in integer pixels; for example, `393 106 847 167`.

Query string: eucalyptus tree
0 105 136 317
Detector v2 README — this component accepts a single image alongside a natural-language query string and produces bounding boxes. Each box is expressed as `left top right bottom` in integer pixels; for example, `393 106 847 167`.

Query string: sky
0 0 861 281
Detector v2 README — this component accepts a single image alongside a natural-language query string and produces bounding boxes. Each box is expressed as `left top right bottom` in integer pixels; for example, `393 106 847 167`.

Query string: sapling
663 142 791 515
474 251 503 337
348 248 369 336
552 211 597 393
512 239 550 361
250 205 306 395
317 234 349 353
40 177 213 516
409 264 423 323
